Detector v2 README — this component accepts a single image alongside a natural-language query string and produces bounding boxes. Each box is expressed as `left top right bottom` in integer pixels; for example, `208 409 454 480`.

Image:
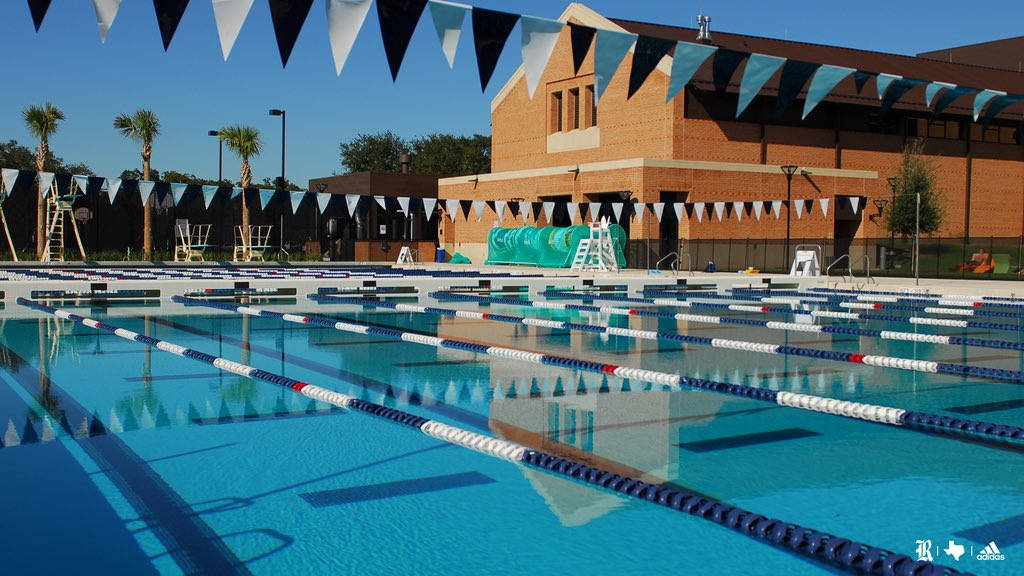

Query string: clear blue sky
0 1 1020 186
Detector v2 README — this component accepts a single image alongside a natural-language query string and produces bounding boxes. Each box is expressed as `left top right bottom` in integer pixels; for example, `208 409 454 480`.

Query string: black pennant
853 70 876 94
628 35 675 99
531 202 543 221
568 23 596 75
508 202 520 218
377 0 428 81
152 0 190 50
459 199 473 221
472 8 519 92
268 0 313 67
27 0 51 31
712 49 747 93
774 60 820 118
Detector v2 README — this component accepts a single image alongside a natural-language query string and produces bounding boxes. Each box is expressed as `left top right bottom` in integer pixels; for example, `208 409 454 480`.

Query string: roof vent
696 13 712 43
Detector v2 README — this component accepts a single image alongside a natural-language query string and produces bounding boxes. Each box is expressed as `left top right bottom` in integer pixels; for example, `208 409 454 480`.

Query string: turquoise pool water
0 295 1021 575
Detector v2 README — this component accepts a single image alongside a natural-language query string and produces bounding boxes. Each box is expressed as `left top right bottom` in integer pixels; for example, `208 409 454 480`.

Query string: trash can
436 248 447 263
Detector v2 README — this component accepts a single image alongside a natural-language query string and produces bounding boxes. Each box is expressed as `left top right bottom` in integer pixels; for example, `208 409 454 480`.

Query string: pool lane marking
15 298 973 576
168 295 1024 451
424 292 1024 385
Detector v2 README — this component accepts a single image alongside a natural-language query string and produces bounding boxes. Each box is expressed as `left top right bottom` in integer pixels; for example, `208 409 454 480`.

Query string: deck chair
247 225 274 262
992 253 1011 274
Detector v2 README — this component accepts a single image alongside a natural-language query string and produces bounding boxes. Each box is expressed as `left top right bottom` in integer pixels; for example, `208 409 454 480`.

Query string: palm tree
22 103 65 258
114 110 160 259
218 125 263 234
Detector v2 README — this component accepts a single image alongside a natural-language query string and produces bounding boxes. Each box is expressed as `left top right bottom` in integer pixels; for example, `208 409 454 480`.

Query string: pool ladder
826 254 875 287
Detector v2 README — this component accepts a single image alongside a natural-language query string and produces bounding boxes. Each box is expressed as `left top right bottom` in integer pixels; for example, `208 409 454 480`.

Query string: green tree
23 102 65 258
258 176 302 191
114 109 160 259
339 130 407 173
410 133 490 175
885 139 943 237
218 125 263 232
1 140 92 174
121 168 161 182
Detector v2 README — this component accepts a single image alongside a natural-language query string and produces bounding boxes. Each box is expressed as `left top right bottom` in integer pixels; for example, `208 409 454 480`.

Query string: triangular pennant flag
212 0 254 60
713 202 725 221
139 181 156 205
28 0 52 32
973 89 1006 121
588 202 601 221
853 70 877 94
652 202 664 223
396 196 410 215
259 188 275 209
774 60 819 118
628 35 675 99
802 64 854 119
38 172 55 198
686 202 697 222
634 203 645 225
737 53 786 117
771 200 782 219
268 0 313 67
494 200 507 221
316 192 331 213
560 202 575 224
377 0 428 81
445 198 458 222
610 202 623 222
876 73 901 99
374 195 386 209
152 0 191 50
568 23 595 76
849 196 860 214
460 200 473 220
471 8 519 92
733 201 744 221
472 200 485 221
326 0 373 75
171 183 188 205
422 197 437 219
517 200 530 222
428 0 467 69
92 0 122 43
542 201 555 223
202 185 218 209
932 85 978 118
1 169 19 196
231 186 242 199
666 42 716 103
520 16 563 99
794 199 804 218
73 175 89 195
104 178 121 203
819 198 829 217
290 191 306 214
531 202 543 222
925 81 955 107
712 49 747 93
752 200 763 220
594 29 636 102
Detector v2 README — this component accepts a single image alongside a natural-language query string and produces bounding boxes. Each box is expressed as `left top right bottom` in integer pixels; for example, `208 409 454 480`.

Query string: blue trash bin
436 248 447 263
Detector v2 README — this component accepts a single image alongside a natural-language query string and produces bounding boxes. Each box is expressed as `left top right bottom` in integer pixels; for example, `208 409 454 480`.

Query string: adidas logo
977 541 1005 561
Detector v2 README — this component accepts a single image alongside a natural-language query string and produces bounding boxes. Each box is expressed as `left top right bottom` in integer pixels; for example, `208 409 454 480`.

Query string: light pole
269 109 286 191
780 165 798 269
887 176 898 252
208 130 222 182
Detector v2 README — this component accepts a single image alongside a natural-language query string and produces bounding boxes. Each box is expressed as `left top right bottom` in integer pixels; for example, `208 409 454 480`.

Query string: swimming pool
1 272 1020 575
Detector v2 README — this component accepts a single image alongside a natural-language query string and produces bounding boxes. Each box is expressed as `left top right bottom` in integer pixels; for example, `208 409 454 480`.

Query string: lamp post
269 109 286 190
780 165 798 269
208 130 222 183
887 176 898 252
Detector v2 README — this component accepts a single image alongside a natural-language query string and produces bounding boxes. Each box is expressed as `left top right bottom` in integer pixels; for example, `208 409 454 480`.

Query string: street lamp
269 109 286 190
208 130 222 183
780 165 798 269
887 176 898 252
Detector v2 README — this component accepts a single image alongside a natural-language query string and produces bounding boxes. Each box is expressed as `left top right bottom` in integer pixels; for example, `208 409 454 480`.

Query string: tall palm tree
114 110 160 259
218 125 263 234
22 103 65 259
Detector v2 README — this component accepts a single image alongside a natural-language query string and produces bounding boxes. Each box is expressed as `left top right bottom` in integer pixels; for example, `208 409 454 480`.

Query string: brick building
438 3 1024 271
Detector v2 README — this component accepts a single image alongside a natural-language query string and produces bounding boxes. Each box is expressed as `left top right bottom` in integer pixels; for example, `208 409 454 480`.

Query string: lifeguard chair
571 217 620 272
41 176 87 262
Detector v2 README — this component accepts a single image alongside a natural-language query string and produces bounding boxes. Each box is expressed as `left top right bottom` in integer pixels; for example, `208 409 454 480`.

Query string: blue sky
0 1 1021 186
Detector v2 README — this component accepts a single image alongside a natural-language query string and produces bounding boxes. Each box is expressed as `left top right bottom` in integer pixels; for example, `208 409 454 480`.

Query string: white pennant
713 202 725 222
374 195 386 209
212 0 254 60
316 192 331 214
346 194 361 217
518 200 530 222
138 181 155 205
429 0 468 68
396 196 410 215
588 202 601 221
290 191 307 214
566 202 578 223
38 172 56 198
634 203 645 225
520 16 564 99
327 0 372 75
472 200 485 222
92 0 121 43
752 200 763 221
1 168 19 196
422 198 437 220
105 178 121 203
849 196 860 214
771 200 782 219
446 199 459 222
652 202 665 223
494 200 506 222
610 202 623 222
692 202 703 223
733 201 744 221
542 201 555 223
202 185 219 209
794 199 804 219
73 175 89 195
819 198 829 217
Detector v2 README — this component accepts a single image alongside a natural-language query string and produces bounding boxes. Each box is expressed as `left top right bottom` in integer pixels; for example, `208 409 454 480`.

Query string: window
970 123 1017 144
569 88 580 130
586 84 596 127
908 118 960 140
550 91 563 133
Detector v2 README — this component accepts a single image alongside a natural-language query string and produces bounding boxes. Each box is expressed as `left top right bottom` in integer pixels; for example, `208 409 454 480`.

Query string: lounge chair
992 253 1011 274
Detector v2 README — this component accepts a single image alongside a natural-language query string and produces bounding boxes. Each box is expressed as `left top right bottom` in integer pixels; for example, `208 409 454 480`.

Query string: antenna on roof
696 13 712 43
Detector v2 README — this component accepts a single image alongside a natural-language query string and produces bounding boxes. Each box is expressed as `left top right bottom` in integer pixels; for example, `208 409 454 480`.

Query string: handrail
854 254 874 283
826 254 851 280
656 252 679 276
826 253 873 283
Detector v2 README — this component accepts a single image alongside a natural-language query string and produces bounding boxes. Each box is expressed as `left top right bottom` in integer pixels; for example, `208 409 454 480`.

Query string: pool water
0 294 1021 575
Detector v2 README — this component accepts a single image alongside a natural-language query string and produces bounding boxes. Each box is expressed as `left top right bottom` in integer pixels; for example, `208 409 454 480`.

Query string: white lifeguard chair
789 249 820 277
0 170 17 260
41 178 86 262
571 217 620 272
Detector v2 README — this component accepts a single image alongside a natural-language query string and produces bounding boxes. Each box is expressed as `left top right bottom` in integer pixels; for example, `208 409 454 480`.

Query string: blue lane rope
15 297 972 576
